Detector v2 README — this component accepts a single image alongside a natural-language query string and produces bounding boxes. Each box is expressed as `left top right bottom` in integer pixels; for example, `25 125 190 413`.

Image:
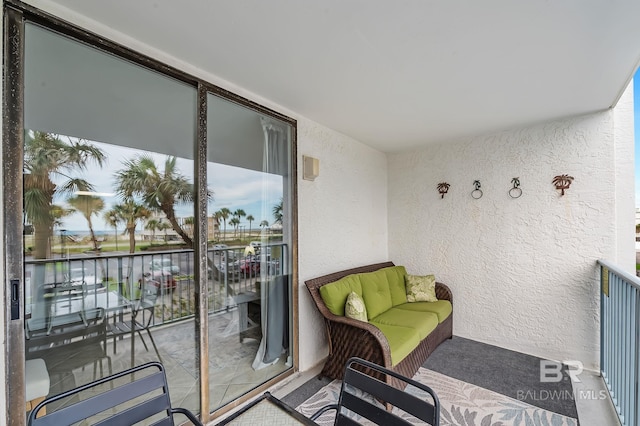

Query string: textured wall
388 104 633 370
297 117 389 371
614 83 636 271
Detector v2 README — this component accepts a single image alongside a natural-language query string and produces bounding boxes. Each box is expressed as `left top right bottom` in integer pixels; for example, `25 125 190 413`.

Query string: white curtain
252 117 290 370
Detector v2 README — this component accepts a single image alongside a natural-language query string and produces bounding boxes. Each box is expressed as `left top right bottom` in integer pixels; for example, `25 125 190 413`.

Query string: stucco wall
387 96 634 370
296 118 389 371
614 83 636 271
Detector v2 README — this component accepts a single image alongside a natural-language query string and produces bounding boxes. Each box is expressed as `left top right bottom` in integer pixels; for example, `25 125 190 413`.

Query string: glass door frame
2 2 299 424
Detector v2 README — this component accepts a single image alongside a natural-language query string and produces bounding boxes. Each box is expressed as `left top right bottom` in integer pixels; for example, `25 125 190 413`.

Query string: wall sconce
437 182 450 199
303 155 319 181
553 174 574 196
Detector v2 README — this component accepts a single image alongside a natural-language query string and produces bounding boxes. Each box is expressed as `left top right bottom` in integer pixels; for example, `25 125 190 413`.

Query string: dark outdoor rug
296 367 578 426
423 337 579 419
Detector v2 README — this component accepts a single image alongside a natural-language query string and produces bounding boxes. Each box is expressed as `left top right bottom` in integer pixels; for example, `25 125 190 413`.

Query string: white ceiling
32 0 640 152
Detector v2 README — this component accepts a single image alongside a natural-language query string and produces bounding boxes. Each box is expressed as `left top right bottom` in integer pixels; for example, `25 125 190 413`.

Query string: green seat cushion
370 308 439 340
371 322 421 366
381 266 408 306
319 274 362 316
360 270 393 318
394 300 453 323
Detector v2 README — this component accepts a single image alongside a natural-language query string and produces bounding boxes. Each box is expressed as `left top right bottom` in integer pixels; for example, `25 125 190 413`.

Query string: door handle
10 279 20 320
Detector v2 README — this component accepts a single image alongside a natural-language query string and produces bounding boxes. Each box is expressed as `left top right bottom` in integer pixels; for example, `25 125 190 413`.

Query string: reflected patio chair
27 361 203 426
107 280 162 361
310 357 440 426
25 307 112 380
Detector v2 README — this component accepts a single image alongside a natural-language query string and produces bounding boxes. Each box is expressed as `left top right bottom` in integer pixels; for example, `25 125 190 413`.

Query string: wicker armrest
435 282 453 304
325 312 391 351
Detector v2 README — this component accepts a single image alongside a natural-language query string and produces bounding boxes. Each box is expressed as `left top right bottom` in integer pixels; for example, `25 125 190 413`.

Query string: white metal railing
598 259 640 426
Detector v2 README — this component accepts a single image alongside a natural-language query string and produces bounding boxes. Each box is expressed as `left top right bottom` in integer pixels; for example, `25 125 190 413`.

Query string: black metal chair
107 280 162 361
310 357 440 426
27 361 203 426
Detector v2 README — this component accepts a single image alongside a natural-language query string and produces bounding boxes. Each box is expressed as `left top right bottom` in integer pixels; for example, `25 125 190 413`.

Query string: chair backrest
135 281 159 328
335 357 440 426
27 361 203 426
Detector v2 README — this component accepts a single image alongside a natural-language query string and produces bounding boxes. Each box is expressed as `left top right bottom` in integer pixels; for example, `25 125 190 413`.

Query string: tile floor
40 307 290 420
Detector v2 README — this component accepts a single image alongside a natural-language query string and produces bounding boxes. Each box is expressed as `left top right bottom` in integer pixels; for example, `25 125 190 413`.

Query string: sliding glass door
206 94 294 411
4 3 296 424
22 21 200 414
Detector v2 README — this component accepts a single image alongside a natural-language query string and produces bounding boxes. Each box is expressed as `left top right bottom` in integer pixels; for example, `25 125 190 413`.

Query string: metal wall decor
471 180 483 199
509 177 522 198
437 182 450 198
552 174 574 196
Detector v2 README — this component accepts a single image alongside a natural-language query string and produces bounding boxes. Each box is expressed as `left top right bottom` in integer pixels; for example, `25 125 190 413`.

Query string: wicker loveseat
305 261 453 388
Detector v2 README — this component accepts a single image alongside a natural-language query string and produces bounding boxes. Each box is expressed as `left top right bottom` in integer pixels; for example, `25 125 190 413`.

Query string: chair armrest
310 403 339 421
322 312 393 369
170 407 203 426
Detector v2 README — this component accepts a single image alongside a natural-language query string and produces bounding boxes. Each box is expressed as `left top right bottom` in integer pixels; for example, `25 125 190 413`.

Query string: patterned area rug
296 368 578 426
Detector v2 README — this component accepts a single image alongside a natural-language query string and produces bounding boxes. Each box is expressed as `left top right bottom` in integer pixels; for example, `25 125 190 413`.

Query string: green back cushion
381 266 408 306
359 270 393 318
319 274 362 316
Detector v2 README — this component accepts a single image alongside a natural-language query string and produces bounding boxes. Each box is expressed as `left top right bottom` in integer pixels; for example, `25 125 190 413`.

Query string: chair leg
136 330 150 351
146 329 163 363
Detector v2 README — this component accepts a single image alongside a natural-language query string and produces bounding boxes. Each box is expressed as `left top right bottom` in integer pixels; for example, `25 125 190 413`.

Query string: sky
635 68 640 208
50 139 282 233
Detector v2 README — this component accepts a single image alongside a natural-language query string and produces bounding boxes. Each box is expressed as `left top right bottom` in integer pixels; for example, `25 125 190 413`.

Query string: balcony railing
599 259 640 426
25 243 287 331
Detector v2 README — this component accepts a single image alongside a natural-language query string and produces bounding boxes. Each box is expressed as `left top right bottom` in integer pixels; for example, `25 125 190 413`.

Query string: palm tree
233 209 246 221
259 220 269 230
157 221 171 242
217 208 231 241
67 194 104 251
232 209 246 238
229 217 240 237
184 216 195 238
104 201 150 253
246 214 255 238
24 131 106 259
213 211 223 240
104 210 120 250
145 218 161 242
114 155 195 247
272 198 283 224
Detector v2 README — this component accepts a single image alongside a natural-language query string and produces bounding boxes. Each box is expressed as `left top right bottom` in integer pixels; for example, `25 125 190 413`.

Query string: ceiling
30 0 640 152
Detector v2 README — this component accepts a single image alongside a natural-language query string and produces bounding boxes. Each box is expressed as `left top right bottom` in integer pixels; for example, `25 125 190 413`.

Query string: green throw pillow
345 291 368 321
405 274 438 302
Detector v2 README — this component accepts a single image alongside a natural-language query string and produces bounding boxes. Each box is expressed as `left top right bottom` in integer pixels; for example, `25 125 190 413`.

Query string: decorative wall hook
471 180 483 199
552 174 574 196
509 177 522 199
437 182 450 199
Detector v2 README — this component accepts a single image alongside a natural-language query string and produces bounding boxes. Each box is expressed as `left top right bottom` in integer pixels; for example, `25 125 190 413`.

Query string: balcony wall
296 118 389 371
387 84 635 370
